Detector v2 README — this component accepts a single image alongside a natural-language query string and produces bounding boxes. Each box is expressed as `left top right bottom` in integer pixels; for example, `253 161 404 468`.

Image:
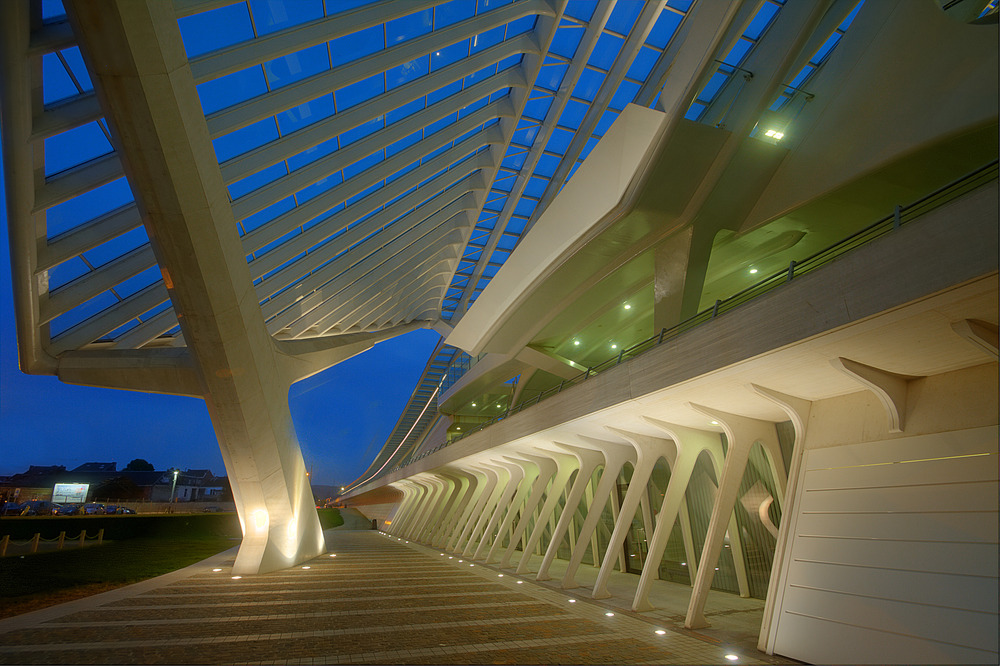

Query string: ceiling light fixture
763 129 784 140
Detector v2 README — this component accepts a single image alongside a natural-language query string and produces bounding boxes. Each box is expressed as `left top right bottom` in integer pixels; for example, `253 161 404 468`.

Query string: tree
124 458 154 471
94 476 143 500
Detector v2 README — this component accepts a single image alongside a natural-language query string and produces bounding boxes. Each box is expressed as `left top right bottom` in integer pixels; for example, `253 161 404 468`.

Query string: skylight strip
205 0 550 137
173 0 243 19
219 35 531 183
231 71 519 220
33 152 124 213
256 174 484 300
40 203 144 272
241 103 507 255
249 157 488 281
188 0 444 84
30 92 102 141
109 307 180 349
49 282 170 355
269 211 473 335
26 19 75 57
41 244 157 324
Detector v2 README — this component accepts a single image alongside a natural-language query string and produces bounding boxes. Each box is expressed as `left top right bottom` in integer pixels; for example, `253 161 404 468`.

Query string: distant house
72 462 117 472
0 463 171 502
150 469 229 502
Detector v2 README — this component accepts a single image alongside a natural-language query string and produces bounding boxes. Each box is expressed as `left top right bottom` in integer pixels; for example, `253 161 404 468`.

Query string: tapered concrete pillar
685 403 783 629
447 468 490 551
389 480 422 535
631 419 721 611
592 429 672 599
64 0 422 574
535 444 602 580
473 459 525 560
484 455 540 563
454 464 501 553
408 475 448 541
562 437 635 590
493 453 555 565
511 446 578 571
398 478 432 538
463 462 510 557
431 470 473 547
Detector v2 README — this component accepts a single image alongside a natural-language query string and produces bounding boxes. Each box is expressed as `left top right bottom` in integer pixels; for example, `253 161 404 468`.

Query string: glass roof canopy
5 0 869 491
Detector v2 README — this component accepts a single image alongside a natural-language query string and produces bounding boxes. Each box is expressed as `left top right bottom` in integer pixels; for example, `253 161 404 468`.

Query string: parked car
1 501 23 516
54 503 82 515
83 503 106 515
19 500 54 515
202 506 220 513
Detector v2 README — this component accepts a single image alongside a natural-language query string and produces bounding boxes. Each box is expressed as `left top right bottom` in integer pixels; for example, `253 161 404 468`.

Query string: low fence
0 529 104 557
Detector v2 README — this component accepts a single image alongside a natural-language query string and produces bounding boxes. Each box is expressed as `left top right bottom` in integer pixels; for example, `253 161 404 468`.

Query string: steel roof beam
32 152 124 213
109 307 180 350
267 198 477 334
30 92 103 141
49 282 170 356
270 219 471 336
220 35 532 184
205 0 552 137
26 20 75 57
189 0 446 84
247 151 491 282
240 111 506 255
41 244 157 324
172 0 242 19
256 178 484 302
232 72 519 221
40 203 144 272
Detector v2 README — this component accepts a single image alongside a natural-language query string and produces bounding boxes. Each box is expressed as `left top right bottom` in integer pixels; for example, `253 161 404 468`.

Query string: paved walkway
0 520 797 664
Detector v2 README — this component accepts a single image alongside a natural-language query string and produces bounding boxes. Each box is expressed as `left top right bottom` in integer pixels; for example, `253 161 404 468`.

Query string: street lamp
169 469 179 503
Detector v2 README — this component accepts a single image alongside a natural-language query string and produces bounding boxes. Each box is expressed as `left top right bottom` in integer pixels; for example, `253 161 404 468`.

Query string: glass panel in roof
41 0 65 21
178 3 254 58
44 121 113 177
607 0 644 35
115 265 163 300
428 80 464 106
229 163 287 201
197 68 268 115
432 40 473 71
533 153 559 178
388 58 430 90
41 53 77 104
296 172 342 204
48 257 89 291
549 24 584 60
565 0 598 23
745 2 780 41
337 73 385 111
50 291 119 339
558 98 588 129
545 127 573 155
45 178 134 239
609 80 640 111
578 136 599 162
277 95 336 134
722 38 754 67
247 0 324 35
243 197 296 235
386 8 435 46
535 62 568 92
213 118 280 163
594 109 619 136
573 67 604 102
286 135 339 171
263 44 330 90
628 45 659 81
646 10 683 49
590 32 624 70
329 25 385 68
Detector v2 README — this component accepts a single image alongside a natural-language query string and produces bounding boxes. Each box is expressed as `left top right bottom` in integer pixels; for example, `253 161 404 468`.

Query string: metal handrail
393 160 998 471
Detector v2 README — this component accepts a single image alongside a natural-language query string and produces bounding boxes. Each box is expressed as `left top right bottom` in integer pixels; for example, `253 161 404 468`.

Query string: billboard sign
52 483 88 503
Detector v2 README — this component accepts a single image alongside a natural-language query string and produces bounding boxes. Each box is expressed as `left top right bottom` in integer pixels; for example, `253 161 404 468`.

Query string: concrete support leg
515 447 578 573
464 463 511 557
474 459 525 560
440 470 480 548
585 477 601 568
432 471 473 547
486 456 542 563
536 446 602 580
561 438 635 590
389 482 420 535
685 403 780 629
452 465 499 553
593 429 671 599
501 452 558 568
400 478 434 539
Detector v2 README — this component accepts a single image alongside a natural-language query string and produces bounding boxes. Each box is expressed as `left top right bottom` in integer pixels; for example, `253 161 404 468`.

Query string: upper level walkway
0 515 797 665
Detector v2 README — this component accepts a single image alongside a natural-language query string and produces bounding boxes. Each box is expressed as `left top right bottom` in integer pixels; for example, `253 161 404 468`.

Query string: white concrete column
585 475 601 568
445 467 489 551
453 464 501 554
410 474 451 542
400 477 436 539
535 444 604 579
562 437 635 590
685 403 782 629
495 452 555 565
485 455 541 563
463 462 511 557
389 480 423 536
592 429 672 599
473 459 525 560
430 470 473 548
512 446 578 572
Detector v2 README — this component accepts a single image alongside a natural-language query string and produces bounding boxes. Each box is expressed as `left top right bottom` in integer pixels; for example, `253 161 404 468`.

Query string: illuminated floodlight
440 553 445 556
449 556 453 559
456 426 461 430
681 562 687 566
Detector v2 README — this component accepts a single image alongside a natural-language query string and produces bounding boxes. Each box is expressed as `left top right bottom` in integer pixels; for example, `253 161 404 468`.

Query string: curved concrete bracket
831 357 918 433
951 318 999 360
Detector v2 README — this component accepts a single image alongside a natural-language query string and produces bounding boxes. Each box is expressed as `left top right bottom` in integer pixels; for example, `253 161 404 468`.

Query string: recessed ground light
405 541 409 543
471 402 477 407
611 343 617 350
681 562 687 566
232 576 242 580
212 568 222 572
715 567 720 571
440 553 445 556
458 559 463 562
725 655 739 661
568 599 576 603
516 581 523 584
498 574 503 577
605 612 615 617
456 426 461 430
623 303 631 310
655 629 666 635
470 564 474 567
330 554 336 557
710 420 719 425
496 404 502 408
449 556 453 559
573 340 580 346
302 566 310 570
749 268 758 274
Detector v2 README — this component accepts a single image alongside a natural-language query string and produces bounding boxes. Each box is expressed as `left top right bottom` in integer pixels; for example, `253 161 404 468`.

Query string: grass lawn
0 508 342 619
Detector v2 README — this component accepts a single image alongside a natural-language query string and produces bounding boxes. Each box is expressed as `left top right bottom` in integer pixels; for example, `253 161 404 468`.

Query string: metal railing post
893 204 902 229
712 299 721 317
787 260 796 282
58 531 66 550
30 532 39 553
80 529 87 546
0 534 8 557
97 528 104 545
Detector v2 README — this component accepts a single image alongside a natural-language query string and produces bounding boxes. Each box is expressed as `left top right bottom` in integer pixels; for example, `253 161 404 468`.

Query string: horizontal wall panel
798 480 998 513
772 426 999 665
786 559 997 613
791 534 997 576
795 510 998 543
774 610 998 665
